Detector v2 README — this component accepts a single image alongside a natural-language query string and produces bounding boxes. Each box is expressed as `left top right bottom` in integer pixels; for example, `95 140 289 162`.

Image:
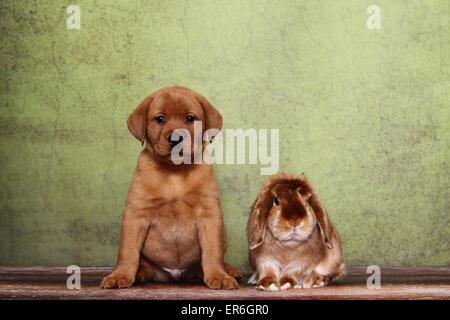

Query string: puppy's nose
167 134 183 148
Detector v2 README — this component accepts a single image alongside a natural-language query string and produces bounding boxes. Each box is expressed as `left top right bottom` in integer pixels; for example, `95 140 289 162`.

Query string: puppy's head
127 87 222 164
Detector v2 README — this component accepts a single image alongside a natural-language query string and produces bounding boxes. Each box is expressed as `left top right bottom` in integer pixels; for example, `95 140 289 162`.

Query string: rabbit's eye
273 197 280 206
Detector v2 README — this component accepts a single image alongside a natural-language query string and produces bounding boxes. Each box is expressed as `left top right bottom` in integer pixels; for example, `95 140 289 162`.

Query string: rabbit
247 173 345 291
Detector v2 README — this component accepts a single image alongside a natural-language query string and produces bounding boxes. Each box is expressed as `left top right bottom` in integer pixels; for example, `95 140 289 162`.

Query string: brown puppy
101 86 240 290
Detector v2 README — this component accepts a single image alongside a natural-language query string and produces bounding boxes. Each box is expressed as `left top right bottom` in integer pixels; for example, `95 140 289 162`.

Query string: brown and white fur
247 173 344 291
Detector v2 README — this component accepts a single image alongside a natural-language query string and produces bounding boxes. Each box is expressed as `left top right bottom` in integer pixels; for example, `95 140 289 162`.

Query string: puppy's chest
152 171 206 199
150 194 198 218
149 201 198 239
148 177 215 218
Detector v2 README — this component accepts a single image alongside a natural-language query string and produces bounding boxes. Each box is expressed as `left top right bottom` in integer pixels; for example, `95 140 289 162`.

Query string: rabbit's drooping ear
247 189 273 250
248 207 266 250
127 95 154 145
297 174 334 249
309 194 333 249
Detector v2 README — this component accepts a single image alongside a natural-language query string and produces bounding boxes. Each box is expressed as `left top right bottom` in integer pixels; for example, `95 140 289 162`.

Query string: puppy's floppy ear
127 96 153 145
247 187 273 250
195 94 223 141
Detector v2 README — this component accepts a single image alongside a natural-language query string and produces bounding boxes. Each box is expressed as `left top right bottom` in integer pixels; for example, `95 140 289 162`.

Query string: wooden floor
0 266 449 300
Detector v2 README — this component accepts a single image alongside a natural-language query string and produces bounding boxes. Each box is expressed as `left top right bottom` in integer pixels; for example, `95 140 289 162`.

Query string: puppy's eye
185 115 196 123
155 116 165 124
273 197 280 206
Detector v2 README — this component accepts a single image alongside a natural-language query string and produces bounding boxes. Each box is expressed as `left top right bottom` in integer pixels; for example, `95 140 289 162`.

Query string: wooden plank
0 266 114 276
1 266 450 276
0 266 449 299
0 282 449 300
1 266 449 282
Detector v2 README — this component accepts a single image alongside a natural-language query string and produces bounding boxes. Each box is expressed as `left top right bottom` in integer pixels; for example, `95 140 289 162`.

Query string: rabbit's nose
291 221 305 229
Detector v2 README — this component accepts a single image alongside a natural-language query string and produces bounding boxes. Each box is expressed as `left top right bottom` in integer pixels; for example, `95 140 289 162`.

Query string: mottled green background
1 0 449 267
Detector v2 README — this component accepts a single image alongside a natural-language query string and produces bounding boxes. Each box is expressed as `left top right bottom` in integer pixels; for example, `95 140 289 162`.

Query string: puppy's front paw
204 273 239 290
224 263 242 281
135 264 153 284
256 278 280 291
100 271 134 289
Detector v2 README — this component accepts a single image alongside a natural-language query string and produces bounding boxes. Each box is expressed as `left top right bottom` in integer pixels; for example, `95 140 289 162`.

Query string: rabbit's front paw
279 276 297 290
299 272 329 289
256 277 279 291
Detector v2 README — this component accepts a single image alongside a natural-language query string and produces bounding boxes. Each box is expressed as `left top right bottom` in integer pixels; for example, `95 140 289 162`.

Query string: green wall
1 0 449 267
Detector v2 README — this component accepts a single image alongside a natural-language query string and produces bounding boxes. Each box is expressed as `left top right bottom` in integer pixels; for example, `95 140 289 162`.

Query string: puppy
101 86 240 290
